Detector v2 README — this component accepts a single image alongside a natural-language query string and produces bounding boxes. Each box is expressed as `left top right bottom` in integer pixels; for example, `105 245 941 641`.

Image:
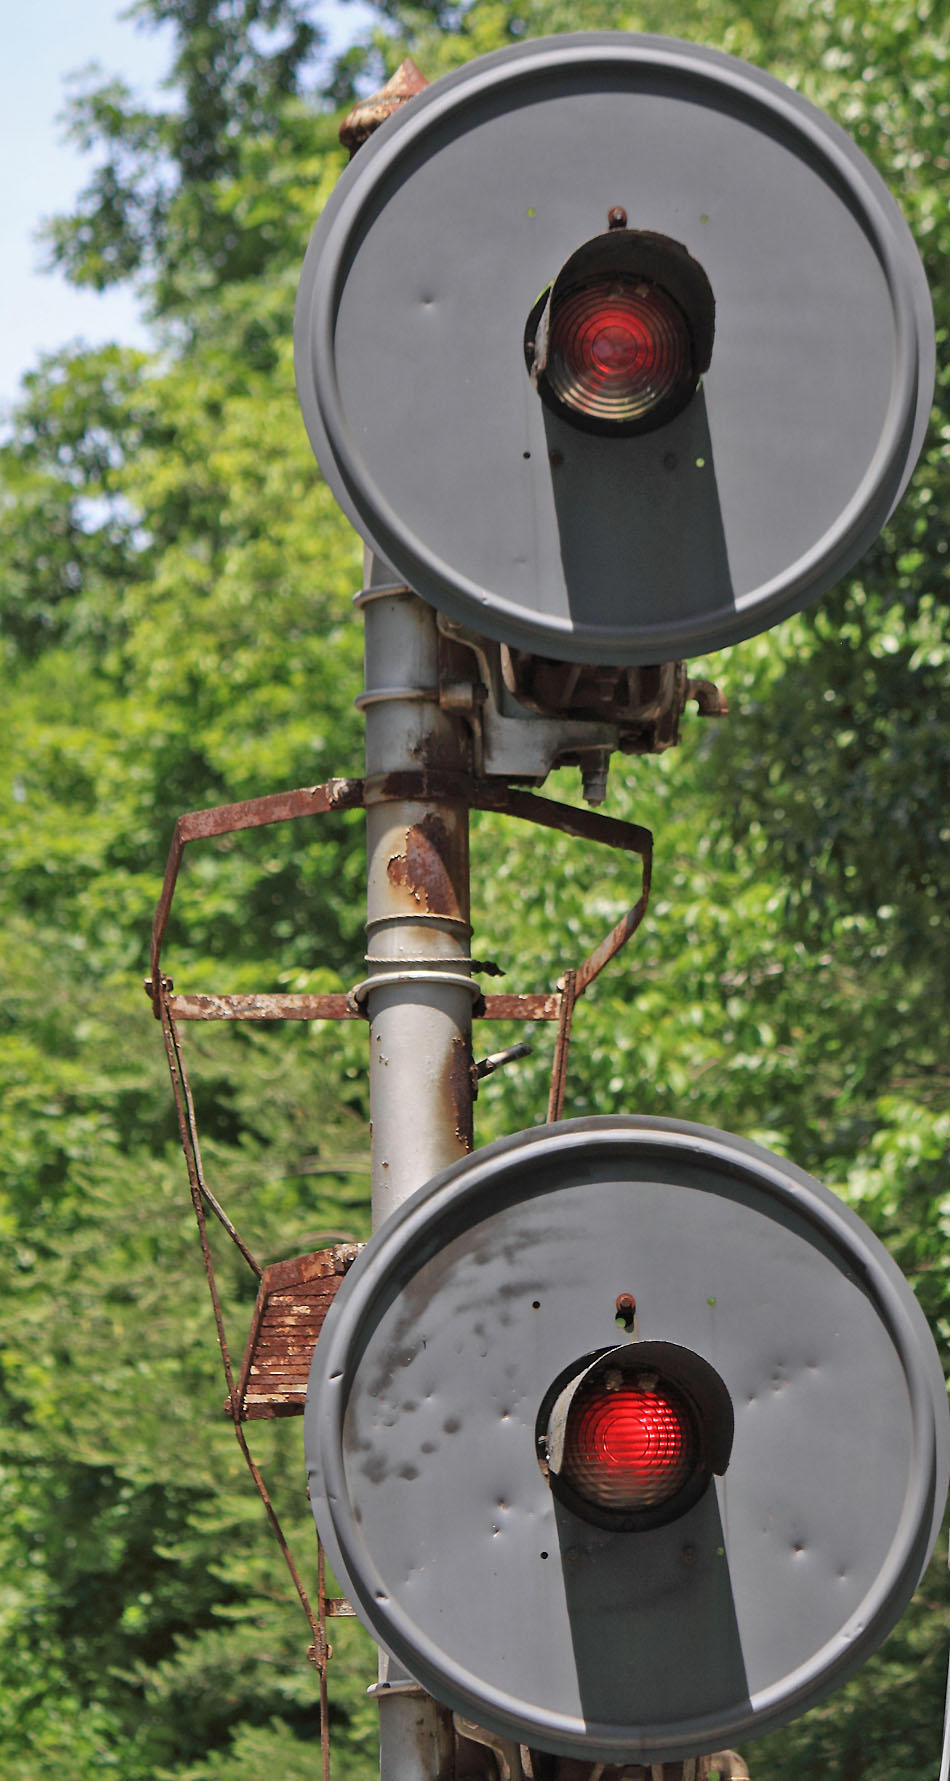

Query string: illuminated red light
560 1372 696 1513
545 276 694 429
525 227 715 436
538 1340 732 1530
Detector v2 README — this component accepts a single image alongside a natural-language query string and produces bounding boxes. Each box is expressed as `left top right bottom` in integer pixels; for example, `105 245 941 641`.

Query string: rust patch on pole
444 1033 475 1152
386 811 469 919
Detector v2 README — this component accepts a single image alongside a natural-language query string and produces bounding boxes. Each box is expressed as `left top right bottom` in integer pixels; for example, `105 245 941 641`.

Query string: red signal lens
525 229 715 437
560 1371 697 1513
545 275 694 429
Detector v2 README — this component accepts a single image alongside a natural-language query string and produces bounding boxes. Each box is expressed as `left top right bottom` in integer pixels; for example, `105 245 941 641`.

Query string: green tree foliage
0 1 946 1777
45 0 324 307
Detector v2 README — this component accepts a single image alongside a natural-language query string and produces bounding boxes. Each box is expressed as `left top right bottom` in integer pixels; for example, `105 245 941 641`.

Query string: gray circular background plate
306 1118 948 1761
295 34 934 664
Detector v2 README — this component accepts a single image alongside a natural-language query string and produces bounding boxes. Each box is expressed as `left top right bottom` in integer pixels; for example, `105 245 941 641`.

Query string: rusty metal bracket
157 971 351 1781
148 777 366 1017
469 783 652 1117
147 771 651 1120
233 1244 361 1421
157 980 335 1594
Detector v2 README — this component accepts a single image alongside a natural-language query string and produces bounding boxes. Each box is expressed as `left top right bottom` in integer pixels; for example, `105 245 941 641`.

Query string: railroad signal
291 28 946 1770
295 33 934 665
305 1118 949 1763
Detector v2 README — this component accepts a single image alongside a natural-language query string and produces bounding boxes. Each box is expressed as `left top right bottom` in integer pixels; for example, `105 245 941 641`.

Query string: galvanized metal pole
356 551 476 1781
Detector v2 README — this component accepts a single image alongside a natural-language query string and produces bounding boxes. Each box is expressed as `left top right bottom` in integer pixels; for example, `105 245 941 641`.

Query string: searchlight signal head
296 34 936 662
525 220 715 436
538 1338 734 1532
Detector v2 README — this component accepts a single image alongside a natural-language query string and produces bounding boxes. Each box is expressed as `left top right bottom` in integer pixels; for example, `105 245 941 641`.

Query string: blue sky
0 0 372 421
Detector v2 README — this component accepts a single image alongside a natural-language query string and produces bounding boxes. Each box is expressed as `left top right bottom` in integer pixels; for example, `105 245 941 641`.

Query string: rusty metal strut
156 975 335 1781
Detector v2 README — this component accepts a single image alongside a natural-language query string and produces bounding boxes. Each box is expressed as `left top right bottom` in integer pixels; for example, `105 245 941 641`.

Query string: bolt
581 748 610 806
474 1040 533 1081
615 1292 637 1333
